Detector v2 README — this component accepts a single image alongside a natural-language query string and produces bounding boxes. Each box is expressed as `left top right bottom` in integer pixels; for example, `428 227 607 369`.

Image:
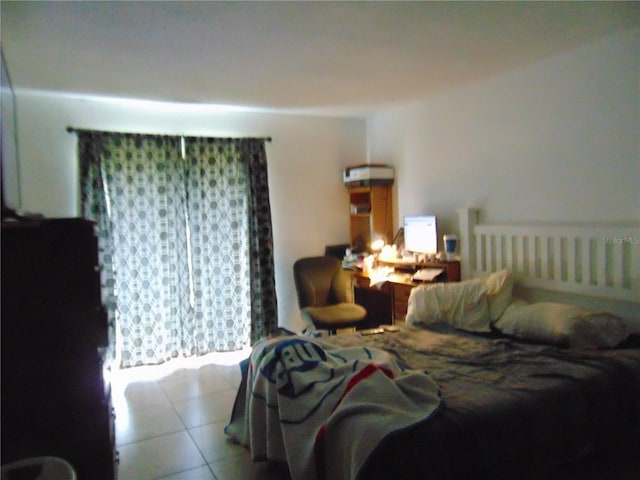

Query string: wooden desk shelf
348 185 393 252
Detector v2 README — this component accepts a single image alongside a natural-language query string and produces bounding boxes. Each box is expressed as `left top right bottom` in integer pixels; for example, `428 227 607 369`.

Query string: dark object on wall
1 218 117 479
324 244 350 260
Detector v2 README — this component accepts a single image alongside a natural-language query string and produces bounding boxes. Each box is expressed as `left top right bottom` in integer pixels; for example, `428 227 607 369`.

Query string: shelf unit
348 184 393 252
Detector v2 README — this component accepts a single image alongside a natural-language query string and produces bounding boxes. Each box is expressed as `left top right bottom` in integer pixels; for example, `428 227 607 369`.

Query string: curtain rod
66 126 272 142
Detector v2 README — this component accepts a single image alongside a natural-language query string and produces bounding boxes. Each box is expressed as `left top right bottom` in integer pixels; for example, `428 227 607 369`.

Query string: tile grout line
183 426 221 480
157 367 240 479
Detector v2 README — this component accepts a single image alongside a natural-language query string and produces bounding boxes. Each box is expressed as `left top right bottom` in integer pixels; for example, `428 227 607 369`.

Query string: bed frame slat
553 236 562 282
567 237 576 285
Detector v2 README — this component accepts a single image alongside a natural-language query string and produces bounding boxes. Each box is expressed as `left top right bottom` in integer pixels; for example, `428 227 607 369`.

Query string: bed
226 209 640 480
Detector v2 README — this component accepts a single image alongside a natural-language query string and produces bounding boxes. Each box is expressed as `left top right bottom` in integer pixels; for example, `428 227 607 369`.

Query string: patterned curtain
78 131 277 368
240 139 278 343
79 132 118 365
183 138 277 352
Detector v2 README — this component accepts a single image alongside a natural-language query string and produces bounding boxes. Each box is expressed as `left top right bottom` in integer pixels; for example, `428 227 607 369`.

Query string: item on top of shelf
343 164 394 187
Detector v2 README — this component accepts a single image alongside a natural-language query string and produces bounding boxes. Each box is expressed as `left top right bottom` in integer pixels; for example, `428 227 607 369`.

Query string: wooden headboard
458 208 639 318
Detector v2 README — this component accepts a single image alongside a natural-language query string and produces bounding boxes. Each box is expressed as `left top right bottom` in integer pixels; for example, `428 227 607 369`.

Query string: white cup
443 234 457 261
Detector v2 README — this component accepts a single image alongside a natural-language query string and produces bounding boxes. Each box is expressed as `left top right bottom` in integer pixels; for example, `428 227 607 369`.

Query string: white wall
367 28 640 249
11 27 638 338
13 91 367 332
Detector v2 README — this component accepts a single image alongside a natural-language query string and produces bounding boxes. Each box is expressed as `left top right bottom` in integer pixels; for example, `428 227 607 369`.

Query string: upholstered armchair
293 256 367 333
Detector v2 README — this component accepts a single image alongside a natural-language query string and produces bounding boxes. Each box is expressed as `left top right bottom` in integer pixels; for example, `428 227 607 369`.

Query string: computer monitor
403 215 438 255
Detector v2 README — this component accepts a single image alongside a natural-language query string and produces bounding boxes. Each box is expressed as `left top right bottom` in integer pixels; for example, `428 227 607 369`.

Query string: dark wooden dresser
1 218 117 479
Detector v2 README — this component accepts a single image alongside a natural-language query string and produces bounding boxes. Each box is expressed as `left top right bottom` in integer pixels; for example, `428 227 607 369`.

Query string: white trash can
1 456 76 480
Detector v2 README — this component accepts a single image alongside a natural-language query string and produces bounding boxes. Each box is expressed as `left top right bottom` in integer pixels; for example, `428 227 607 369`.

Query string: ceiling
2 1 638 117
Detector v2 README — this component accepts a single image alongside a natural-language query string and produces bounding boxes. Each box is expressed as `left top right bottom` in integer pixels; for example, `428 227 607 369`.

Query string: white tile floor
111 350 291 480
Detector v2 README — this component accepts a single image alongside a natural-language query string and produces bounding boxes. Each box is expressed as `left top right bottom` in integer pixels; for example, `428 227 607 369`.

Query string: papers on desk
367 266 395 288
412 268 444 282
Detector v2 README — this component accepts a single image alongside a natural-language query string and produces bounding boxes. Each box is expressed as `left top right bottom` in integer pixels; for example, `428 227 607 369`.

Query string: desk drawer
352 275 371 289
392 283 413 322
393 283 413 303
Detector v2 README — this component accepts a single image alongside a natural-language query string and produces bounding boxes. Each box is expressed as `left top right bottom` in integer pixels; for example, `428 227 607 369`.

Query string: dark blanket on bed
319 324 640 480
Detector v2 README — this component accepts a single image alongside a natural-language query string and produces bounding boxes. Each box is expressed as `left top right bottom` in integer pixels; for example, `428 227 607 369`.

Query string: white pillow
406 280 490 332
483 269 513 323
495 301 629 349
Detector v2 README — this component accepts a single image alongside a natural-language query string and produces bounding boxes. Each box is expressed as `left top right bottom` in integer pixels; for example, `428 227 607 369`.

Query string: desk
347 260 461 324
